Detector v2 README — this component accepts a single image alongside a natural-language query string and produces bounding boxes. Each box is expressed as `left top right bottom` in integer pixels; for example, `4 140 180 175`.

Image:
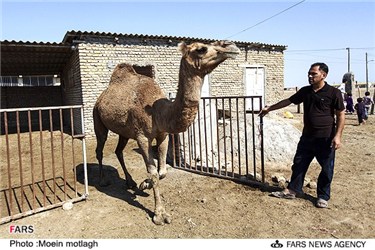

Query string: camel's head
178 40 240 75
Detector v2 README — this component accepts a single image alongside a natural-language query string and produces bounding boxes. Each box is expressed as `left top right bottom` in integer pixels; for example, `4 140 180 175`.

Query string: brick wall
74 37 284 137
62 50 82 106
60 50 84 135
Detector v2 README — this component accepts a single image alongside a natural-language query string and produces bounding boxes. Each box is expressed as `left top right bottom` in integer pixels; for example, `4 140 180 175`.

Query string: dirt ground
1 104 374 240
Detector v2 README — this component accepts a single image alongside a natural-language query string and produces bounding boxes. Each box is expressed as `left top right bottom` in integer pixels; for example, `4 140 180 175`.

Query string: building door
245 66 265 111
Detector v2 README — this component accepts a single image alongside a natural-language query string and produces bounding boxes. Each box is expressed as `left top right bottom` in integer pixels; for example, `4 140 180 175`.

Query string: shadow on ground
75 163 153 217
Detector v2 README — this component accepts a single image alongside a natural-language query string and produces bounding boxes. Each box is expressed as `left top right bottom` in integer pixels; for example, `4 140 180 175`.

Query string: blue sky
1 0 375 87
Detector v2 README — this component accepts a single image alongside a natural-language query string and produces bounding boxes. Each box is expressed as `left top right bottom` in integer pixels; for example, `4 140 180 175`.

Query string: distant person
363 91 374 119
355 97 366 125
259 62 345 209
345 93 354 114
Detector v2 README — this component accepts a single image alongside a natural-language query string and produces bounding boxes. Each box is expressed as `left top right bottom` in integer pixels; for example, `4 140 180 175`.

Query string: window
0 75 60 87
133 65 154 78
0 76 18 86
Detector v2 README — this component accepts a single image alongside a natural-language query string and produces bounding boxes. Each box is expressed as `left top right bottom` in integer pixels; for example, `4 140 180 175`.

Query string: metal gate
169 96 265 185
0 105 88 224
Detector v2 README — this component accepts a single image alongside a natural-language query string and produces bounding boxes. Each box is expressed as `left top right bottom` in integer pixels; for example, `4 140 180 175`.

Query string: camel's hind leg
115 136 137 189
136 135 171 225
93 108 110 186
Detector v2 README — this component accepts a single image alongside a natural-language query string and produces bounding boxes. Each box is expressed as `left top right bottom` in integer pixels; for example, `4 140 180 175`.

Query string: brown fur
93 40 240 225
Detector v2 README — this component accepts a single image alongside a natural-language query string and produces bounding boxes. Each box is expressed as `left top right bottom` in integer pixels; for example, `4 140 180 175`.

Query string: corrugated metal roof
1 40 67 46
1 40 72 76
63 30 287 51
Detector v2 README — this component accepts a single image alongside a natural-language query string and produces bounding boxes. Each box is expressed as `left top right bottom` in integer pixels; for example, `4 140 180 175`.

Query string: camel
93 40 240 225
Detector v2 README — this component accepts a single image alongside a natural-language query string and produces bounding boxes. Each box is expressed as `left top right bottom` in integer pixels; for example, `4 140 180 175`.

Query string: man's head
308 62 329 86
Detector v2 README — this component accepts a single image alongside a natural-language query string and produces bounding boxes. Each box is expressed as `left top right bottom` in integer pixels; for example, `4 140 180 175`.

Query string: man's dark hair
311 62 329 74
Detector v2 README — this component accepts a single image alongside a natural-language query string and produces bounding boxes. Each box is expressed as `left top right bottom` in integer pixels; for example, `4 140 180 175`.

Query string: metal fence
0 105 88 224
169 96 265 185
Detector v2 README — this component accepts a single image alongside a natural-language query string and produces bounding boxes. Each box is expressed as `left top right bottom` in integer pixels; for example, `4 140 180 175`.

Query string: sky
1 0 375 88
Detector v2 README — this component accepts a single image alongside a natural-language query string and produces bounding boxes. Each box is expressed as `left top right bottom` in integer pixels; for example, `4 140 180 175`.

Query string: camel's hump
109 63 138 84
116 63 137 73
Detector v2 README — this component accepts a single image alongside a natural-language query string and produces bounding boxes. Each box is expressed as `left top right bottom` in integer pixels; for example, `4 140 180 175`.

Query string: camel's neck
163 60 204 133
175 61 203 107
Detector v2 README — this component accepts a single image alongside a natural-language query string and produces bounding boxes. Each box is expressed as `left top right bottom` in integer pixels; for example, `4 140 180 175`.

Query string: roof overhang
1 41 73 76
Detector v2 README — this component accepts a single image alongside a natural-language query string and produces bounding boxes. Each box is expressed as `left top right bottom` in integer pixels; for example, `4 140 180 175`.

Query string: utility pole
366 54 375 115
366 52 369 92
346 47 351 72
366 53 374 92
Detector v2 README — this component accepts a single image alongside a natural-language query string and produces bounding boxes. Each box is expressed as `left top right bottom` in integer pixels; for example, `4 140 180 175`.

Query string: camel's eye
195 47 207 54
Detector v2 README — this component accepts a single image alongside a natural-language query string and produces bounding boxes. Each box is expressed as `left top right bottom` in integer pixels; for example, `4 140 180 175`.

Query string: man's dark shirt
289 83 345 138
355 101 366 117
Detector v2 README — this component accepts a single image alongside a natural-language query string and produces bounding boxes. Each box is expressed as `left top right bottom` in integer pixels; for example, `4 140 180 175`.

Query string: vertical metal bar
182 130 190 168
197 101 203 173
16 111 25 213
59 109 67 200
49 109 56 203
171 134 176 168
243 97 249 177
39 109 46 207
191 118 197 170
80 107 89 196
182 130 186 169
70 108 77 197
259 96 265 183
221 98 227 176
187 127 193 169
175 135 181 168
251 98 257 179
229 98 234 177
27 110 36 211
209 99 215 173
215 98 221 175
4 112 13 217
236 98 241 176
203 99 209 173
176 134 181 168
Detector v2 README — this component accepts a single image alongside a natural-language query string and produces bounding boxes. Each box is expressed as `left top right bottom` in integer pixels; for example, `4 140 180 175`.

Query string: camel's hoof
159 173 167 180
158 169 167 180
139 179 153 190
153 213 172 225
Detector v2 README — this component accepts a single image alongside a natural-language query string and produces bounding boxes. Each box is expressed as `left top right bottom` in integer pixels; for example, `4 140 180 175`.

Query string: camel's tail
93 105 108 140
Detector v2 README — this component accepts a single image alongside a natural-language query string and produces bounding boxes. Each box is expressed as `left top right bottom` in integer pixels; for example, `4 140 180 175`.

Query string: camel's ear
178 41 188 56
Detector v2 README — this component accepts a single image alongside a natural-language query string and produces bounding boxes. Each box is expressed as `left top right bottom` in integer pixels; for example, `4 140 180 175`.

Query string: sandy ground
1 103 374 241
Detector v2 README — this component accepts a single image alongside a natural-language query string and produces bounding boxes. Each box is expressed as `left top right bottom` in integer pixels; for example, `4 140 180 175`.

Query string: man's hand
332 110 345 150
331 135 342 150
258 99 292 118
258 106 270 118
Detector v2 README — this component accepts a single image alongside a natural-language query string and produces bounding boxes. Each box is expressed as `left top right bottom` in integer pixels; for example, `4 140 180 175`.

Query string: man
363 91 374 119
259 62 345 208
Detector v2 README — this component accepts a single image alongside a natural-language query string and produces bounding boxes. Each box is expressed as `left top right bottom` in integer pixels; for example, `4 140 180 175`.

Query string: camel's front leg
136 136 171 225
156 134 168 179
